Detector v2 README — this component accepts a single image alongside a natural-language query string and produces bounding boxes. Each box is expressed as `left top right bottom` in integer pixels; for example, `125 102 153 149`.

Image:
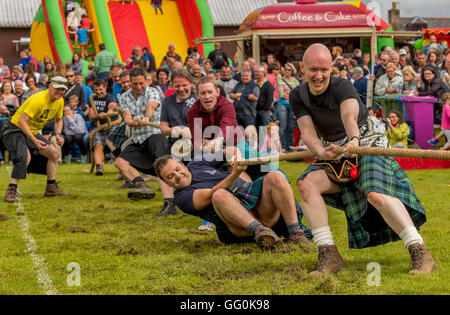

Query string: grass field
0 161 449 295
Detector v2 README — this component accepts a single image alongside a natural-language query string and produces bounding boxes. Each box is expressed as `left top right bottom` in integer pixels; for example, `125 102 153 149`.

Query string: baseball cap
399 49 407 56
50 76 68 90
350 67 364 75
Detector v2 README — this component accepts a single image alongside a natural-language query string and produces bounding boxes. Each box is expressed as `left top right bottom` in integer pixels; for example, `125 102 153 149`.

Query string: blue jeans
153 4 163 14
277 105 294 150
256 110 272 129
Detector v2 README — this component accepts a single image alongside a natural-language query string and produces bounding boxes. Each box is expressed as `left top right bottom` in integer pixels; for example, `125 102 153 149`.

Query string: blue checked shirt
119 86 161 144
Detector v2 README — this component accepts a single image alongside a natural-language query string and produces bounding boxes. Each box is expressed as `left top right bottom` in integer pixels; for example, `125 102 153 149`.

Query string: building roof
207 0 277 27
0 0 41 28
399 17 450 30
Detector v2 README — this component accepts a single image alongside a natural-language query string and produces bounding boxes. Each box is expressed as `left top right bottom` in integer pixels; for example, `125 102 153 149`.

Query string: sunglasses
66 75 74 78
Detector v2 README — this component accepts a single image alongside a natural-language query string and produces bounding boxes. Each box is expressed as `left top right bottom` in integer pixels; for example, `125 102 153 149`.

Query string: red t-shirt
81 17 92 29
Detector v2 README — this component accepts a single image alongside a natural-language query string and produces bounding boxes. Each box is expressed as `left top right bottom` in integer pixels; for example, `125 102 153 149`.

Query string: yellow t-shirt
11 90 64 135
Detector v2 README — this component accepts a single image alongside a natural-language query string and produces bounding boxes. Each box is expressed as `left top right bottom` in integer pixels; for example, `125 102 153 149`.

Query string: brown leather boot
254 226 281 250
310 245 346 276
408 243 437 274
289 230 315 252
44 183 69 197
4 186 18 203
127 181 156 201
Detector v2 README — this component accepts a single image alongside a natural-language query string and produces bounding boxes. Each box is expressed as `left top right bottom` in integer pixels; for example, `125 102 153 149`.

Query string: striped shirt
119 86 161 144
277 77 300 105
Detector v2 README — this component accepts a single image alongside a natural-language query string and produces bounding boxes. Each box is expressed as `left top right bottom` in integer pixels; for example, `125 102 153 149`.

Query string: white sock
399 226 424 249
312 226 335 247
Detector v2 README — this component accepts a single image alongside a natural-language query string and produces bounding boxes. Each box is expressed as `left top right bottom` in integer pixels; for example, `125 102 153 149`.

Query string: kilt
106 122 128 148
298 155 427 249
214 174 312 244
93 130 109 146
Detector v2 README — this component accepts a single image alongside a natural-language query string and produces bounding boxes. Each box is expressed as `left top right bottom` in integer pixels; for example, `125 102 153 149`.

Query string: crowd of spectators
1 36 450 167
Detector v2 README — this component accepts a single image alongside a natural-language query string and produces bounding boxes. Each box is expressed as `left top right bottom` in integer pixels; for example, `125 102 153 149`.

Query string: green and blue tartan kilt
230 174 312 239
299 155 426 249
106 122 128 148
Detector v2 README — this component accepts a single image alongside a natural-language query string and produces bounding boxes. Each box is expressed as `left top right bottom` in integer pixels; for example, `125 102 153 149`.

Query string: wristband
348 136 360 143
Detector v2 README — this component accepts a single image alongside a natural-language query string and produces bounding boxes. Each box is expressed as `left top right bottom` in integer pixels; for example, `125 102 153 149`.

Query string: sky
361 0 450 21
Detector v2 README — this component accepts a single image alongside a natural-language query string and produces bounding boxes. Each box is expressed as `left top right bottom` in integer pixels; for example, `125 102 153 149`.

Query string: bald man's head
303 44 333 67
301 44 333 95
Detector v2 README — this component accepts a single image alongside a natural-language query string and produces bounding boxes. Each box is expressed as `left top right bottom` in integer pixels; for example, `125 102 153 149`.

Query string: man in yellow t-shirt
3 76 69 203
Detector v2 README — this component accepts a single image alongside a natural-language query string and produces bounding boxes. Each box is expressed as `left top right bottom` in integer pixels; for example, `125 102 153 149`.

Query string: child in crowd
428 92 450 150
259 123 282 156
62 106 89 164
66 8 79 32
81 14 92 30
244 124 258 152
69 95 89 121
151 0 163 15
368 106 383 121
69 25 96 60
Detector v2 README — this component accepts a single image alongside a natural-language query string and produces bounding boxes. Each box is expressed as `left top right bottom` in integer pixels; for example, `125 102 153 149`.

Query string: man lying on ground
154 149 312 250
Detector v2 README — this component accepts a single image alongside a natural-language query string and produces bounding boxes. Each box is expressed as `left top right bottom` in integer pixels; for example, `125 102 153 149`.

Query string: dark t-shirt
174 157 246 222
160 93 197 127
290 77 368 142
93 93 116 125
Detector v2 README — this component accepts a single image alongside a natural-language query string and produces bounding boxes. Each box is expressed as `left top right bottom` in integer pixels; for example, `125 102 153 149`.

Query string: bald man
291 44 436 276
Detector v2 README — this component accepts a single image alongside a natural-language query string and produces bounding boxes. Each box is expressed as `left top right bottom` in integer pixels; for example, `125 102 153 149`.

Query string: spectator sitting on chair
62 106 89 164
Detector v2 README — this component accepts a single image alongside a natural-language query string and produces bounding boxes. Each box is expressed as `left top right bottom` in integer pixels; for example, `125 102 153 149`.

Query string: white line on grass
6 167 60 295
